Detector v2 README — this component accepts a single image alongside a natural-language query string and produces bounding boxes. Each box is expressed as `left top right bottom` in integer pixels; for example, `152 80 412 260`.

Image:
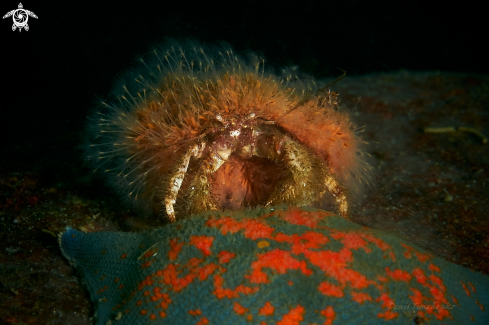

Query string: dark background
1 2 488 323
2 0 486 164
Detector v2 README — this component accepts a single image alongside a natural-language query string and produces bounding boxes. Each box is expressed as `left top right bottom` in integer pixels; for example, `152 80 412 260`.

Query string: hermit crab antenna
316 68 347 94
274 68 347 124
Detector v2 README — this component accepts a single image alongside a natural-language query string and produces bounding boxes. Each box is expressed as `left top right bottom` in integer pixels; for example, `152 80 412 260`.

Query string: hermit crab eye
230 130 240 138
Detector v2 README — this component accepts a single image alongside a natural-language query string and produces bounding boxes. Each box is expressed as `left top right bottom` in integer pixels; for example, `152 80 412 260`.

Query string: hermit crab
85 40 370 221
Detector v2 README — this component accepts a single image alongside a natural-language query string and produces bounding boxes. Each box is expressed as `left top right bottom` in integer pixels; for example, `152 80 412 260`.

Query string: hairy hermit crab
85 40 370 221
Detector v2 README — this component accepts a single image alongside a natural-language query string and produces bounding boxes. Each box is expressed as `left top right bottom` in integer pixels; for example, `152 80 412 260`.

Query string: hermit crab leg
324 175 348 218
164 143 205 221
261 135 325 208
258 132 348 218
182 144 232 216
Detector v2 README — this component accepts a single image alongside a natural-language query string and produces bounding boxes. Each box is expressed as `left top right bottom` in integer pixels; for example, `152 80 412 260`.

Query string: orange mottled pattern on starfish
60 206 489 324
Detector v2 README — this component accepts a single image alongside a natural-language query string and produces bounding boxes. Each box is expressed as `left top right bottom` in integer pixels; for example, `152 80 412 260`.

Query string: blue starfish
60 206 489 324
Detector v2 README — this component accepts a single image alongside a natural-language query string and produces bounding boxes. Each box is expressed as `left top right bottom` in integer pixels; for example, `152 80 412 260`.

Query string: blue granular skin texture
60 206 489 324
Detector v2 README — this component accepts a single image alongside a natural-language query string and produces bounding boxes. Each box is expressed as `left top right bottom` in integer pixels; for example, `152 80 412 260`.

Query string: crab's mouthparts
194 154 284 210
